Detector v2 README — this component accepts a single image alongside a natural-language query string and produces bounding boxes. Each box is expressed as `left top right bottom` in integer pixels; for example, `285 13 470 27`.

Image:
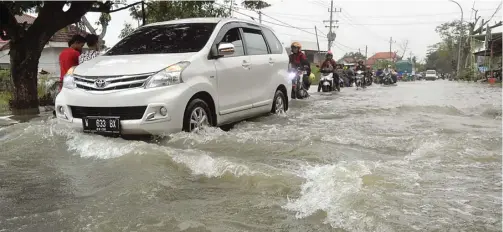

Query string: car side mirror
217 43 235 56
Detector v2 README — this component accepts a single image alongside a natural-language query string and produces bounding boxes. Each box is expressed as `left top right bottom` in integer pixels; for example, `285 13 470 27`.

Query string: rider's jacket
355 64 366 72
289 52 311 75
321 59 337 71
383 68 393 75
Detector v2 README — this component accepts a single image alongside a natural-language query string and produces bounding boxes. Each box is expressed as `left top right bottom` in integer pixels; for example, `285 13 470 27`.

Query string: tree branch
486 2 502 24
482 21 503 33
88 1 142 13
0 2 22 40
25 1 94 51
109 1 143 13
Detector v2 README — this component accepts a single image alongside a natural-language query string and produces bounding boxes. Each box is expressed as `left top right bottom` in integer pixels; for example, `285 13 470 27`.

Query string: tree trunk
9 39 43 115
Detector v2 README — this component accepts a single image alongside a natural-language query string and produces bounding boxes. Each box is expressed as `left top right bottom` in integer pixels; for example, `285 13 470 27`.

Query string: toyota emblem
94 78 107 88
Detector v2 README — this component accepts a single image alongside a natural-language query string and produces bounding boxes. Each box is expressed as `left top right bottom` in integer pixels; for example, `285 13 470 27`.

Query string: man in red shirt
59 35 86 90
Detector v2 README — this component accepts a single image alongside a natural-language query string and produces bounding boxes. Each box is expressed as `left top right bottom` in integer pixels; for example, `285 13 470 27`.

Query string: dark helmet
358 60 364 65
326 50 333 58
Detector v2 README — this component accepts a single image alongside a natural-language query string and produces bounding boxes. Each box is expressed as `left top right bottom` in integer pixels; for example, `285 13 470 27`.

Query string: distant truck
395 60 413 73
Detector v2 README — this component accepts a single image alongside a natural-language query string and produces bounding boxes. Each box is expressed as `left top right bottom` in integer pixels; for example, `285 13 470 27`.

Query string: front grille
70 106 147 120
74 73 153 91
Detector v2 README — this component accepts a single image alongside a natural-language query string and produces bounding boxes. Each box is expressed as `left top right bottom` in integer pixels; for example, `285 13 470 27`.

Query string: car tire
271 90 287 114
183 99 213 133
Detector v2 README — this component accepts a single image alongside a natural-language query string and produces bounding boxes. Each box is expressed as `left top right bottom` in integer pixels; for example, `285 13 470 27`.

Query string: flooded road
0 80 501 232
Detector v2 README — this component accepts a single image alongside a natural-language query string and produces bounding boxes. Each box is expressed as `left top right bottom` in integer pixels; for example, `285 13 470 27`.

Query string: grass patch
0 91 11 113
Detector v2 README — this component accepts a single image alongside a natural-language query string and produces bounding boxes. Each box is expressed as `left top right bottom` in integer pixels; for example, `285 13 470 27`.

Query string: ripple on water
0 81 501 232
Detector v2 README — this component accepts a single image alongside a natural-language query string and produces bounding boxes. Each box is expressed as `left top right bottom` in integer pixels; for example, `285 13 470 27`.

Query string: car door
212 23 253 115
241 26 273 107
261 26 289 98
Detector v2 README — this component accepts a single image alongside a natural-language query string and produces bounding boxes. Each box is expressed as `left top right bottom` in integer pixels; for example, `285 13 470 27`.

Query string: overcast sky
83 0 502 61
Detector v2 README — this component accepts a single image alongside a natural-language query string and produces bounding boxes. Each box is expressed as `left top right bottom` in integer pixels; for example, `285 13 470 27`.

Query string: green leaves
128 1 231 24
242 0 271 10
119 22 134 39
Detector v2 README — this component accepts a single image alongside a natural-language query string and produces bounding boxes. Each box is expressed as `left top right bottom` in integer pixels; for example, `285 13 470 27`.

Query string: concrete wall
0 47 67 77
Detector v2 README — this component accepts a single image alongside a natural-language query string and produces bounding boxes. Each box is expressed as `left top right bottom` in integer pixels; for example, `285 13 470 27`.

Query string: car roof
144 17 274 31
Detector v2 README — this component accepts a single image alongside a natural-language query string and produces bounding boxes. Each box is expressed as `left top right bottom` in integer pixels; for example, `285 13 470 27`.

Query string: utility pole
229 0 234 17
365 45 368 65
315 26 320 52
324 0 340 51
389 36 396 64
141 1 146 26
448 0 463 78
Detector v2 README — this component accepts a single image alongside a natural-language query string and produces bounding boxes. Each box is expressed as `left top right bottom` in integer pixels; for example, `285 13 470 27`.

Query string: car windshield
105 23 216 56
426 70 436 74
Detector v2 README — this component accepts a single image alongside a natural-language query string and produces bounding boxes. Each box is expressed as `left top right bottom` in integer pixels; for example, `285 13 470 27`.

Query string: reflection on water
0 81 501 232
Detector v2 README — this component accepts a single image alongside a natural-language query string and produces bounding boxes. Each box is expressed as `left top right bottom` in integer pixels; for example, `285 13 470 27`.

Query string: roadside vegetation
0 69 55 114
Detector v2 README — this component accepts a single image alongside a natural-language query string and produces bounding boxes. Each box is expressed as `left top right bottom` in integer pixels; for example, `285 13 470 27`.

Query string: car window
426 70 436 74
242 28 269 55
105 23 216 56
261 27 283 54
219 28 244 57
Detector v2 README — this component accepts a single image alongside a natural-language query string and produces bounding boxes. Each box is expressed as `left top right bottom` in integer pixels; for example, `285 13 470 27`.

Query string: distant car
425 70 437 80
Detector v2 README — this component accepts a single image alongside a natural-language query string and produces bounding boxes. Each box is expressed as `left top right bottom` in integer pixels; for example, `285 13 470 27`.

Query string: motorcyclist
289 42 311 91
354 60 367 85
376 68 383 83
382 65 397 83
318 51 340 92
344 66 354 86
365 65 373 85
335 63 346 88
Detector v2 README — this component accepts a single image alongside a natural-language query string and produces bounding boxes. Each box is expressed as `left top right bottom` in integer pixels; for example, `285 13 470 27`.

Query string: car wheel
271 90 286 114
183 99 213 133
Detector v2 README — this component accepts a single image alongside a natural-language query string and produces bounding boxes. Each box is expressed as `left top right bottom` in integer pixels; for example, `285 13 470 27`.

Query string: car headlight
145 62 190 89
63 66 76 89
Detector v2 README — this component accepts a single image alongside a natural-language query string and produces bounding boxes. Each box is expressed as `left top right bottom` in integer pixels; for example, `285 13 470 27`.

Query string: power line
258 12 322 38
340 10 389 42
220 2 359 52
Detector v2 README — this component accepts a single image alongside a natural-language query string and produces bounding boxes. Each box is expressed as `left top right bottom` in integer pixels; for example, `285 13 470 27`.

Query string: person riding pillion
383 65 397 83
318 51 340 92
289 42 312 90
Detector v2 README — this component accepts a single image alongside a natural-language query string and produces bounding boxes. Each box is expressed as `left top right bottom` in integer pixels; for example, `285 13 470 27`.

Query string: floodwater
0 80 501 232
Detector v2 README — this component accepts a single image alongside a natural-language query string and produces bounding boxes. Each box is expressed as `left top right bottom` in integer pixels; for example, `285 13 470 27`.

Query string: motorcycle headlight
287 72 296 81
145 62 190 89
63 67 76 89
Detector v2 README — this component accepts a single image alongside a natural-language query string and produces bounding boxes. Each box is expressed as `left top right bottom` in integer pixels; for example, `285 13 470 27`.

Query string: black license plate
82 116 121 135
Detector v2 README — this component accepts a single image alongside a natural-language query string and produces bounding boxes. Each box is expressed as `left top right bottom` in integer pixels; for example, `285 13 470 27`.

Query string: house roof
366 52 399 66
368 52 398 60
0 14 87 51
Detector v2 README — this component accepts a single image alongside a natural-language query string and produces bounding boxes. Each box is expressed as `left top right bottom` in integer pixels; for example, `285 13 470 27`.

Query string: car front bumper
54 85 190 135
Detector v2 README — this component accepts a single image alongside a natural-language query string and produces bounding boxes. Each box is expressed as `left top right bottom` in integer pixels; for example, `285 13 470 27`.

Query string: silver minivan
55 18 291 135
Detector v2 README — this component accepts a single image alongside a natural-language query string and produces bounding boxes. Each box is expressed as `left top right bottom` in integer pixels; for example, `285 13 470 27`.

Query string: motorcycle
335 69 347 88
289 67 309 99
365 74 373 86
381 72 394 85
319 68 334 93
355 70 365 89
